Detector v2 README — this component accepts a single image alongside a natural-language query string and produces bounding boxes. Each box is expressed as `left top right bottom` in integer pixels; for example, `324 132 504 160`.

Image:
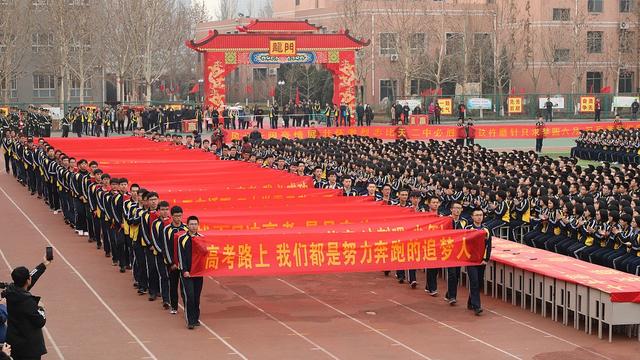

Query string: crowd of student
571 127 640 164
1 130 207 331
215 135 640 277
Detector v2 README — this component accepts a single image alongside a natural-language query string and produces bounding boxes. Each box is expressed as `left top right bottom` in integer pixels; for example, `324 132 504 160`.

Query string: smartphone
45 246 54 261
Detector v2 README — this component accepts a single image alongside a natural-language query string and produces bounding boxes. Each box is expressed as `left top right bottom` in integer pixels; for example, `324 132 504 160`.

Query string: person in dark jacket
3 259 50 360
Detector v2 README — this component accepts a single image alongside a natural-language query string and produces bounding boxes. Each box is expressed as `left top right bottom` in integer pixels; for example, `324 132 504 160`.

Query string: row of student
2 132 206 329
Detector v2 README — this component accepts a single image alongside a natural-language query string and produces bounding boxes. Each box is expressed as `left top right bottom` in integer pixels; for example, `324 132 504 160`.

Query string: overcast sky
199 0 269 19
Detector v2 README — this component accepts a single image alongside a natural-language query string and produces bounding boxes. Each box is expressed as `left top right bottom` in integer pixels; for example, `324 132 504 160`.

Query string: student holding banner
178 216 204 329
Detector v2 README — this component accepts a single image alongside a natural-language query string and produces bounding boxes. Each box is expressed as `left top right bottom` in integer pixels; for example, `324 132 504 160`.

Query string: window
33 73 55 98
410 33 425 52
619 71 634 93
586 71 602 93
587 31 603 53
31 33 53 53
445 33 464 55
70 77 91 97
588 0 603 12
552 8 570 21
0 75 17 99
379 33 397 55
554 48 570 62
70 36 91 52
379 79 397 102
620 0 632 12
619 30 634 53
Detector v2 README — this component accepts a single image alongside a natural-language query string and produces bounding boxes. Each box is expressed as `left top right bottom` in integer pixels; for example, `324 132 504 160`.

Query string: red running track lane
1 172 640 360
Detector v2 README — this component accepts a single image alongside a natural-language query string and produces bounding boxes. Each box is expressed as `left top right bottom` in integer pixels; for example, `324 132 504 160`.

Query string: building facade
195 0 638 108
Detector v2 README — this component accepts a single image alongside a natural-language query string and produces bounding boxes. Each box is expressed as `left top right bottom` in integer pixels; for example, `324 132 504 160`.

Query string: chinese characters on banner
507 96 523 114
269 39 296 56
437 98 453 115
223 122 638 141
580 96 596 113
190 229 487 277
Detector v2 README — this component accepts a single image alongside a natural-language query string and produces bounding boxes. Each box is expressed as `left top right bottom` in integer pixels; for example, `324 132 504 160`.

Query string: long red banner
222 122 638 141
191 229 486 277
46 137 487 276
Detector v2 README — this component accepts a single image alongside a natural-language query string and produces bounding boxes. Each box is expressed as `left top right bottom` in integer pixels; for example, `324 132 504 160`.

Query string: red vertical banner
203 52 237 109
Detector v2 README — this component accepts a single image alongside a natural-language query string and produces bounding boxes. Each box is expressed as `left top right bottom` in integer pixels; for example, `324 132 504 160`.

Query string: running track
1 173 639 360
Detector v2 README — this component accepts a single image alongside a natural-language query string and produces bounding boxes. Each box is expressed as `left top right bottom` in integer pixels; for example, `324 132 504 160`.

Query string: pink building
194 0 638 108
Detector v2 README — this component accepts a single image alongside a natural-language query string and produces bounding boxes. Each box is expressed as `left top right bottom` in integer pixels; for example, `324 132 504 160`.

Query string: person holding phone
3 255 52 360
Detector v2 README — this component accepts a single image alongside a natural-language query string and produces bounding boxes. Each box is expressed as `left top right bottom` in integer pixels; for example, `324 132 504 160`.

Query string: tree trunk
146 82 152 105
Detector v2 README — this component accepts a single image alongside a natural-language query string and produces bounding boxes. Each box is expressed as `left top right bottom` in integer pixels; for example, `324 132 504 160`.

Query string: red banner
191 229 486 277
223 122 639 141
45 137 488 277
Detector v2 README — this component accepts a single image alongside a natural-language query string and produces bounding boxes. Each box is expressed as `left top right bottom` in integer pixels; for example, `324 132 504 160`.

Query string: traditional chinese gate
186 20 369 112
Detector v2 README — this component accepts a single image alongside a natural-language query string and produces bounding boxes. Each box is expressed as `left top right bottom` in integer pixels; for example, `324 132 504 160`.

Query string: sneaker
474 308 483 316
83 231 89 236
162 302 170 310
410 281 417 289
170 309 178 315
119 266 126 273
137 289 147 295
424 289 438 297
187 324 195 330
397 277 405 284
384 271 390 277
447 298 457 305
195 322 200 327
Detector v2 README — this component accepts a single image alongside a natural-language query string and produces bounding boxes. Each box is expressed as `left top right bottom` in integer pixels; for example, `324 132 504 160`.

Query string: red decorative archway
186 20 369 113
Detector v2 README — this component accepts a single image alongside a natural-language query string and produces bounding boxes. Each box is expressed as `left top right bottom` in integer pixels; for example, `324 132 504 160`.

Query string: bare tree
102 0 139 102
66 3 105 104
129 0 190 104
258 1 273 18
522 0 542 93
215 0 238 21
376 0 433 98
421 1 462 94
540 27 569 93
0 1 32 103
494 0 521 115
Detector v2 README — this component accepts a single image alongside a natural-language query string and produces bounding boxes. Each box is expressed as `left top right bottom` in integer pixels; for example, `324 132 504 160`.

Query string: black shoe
162 302 170 310
96 243 102 249
410 281 417 289
105 252 111 258
397 277 405 284
133 282 138 288
194 322 200 327
475 308 483 316
138 289 146 295
148 295 157 301
384 271 390 276
188 324 195 330
119 266 126 273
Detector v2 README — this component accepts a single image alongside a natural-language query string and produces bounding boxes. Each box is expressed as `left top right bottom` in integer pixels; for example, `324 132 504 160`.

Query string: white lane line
210 277 341 360
487 309 613 360
0 248 65 360
277 278 434 360
388 299 522 360
0 186 158 360
176 301 248 360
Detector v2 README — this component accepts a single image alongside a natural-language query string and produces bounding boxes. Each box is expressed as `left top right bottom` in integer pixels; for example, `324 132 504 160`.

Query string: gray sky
200 0 269 19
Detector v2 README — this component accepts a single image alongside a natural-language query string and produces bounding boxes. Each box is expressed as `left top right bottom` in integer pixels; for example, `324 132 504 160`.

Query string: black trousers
535 138 543 152
181 275 203 326
3 152 11 173
46 181 59 210
155 254 170 304
168 266 181 311
74 199 87 232
467 265 485 310
62 125 69 137
357 115 364 126
132 241 148 291
145 247 160 297
446 267 461 300
395 269 416 282
425 268 438 292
